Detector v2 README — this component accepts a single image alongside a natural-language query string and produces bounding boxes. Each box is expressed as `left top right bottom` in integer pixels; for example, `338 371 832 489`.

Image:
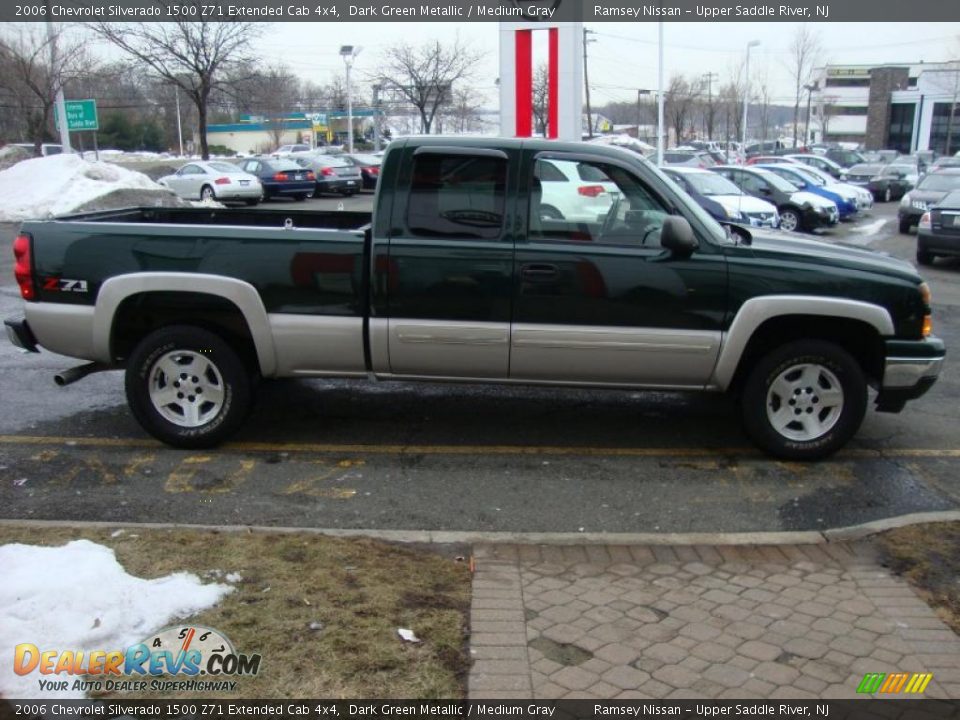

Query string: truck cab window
529 158 669 247
406 154 507 240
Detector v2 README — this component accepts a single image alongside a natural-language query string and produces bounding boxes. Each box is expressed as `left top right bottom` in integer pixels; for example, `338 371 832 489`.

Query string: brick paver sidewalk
468 542 960 699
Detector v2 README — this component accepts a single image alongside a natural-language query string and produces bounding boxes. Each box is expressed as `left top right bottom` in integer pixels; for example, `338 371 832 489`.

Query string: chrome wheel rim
884 187 891 202
149 350 225 428
766 363 844 442
780 212 799 231
201 186 214 201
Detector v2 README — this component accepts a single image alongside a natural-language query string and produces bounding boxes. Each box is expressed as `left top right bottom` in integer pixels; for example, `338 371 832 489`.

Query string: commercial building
809 62 959 154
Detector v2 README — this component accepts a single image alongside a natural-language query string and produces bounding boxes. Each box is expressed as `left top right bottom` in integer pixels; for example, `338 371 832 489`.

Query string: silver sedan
158 161 263 204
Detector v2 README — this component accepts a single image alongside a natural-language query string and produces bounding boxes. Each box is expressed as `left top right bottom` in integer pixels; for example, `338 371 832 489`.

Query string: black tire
244 199 259 206
341 190 357 197
899 218 912 234
125 326 253 449
539 205 565 221
200 185 215 202
917 249 935 266
741 340 867 461
779 207 801 232
294 194 308 201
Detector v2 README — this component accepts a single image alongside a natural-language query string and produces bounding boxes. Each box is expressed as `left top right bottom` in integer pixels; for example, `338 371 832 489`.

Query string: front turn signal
923 314 933 338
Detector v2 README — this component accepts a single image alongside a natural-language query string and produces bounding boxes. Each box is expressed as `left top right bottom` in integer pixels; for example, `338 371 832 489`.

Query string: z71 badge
42 277 88 293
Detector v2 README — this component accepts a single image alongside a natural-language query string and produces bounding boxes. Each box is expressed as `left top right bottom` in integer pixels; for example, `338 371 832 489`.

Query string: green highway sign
56 99 99 131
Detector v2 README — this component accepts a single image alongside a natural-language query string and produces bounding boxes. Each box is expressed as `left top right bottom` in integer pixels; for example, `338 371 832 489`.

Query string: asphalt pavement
1 200 959 534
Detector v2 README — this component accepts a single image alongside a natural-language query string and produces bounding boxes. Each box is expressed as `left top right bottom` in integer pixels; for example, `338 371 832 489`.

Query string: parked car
711 165 839 232
341 153 382 190
791 164 873 211
885 161 922 189
927 156 960 173
534 158 621 223
754 163 860 220
237 157 315 201
898 169 960 233
860 150 900 165
293 154 362 197
916 190 960 266
661 150 716 168
271 144 312 157
158 161 263 205
786 154 844 179
663 167 779 228
824 148 866 170
842 163 911 202
746 155 793 166
10 142 62 157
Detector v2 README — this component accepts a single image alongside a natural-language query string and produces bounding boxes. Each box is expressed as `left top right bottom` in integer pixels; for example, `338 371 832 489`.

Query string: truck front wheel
740 340 867 460
125 326 253 448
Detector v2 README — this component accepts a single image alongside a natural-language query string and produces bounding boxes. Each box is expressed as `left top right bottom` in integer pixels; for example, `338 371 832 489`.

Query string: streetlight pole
702 71 719 139
340 45 361 152
583 28 596 139
741 40 761 157
174 86 184 157
657 22 664 166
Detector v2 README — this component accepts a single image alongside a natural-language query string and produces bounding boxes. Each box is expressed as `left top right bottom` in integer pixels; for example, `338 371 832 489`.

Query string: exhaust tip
54 374 68 386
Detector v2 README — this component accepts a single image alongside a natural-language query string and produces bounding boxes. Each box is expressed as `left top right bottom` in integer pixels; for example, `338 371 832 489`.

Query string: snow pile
0 144 32 171
0 539 232 699
0 154 185 222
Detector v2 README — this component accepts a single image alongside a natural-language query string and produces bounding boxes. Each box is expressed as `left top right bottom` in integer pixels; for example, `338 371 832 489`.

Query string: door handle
521 263 559 279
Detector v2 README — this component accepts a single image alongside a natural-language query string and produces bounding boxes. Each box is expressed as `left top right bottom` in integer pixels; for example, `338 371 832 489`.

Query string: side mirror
661 216 699 256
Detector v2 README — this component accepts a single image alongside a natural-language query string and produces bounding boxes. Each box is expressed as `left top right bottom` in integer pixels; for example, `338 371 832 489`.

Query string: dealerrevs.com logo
14 625 261 694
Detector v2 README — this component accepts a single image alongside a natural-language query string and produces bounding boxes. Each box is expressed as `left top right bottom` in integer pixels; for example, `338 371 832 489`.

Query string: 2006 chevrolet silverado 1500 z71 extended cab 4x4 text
5 138 945 459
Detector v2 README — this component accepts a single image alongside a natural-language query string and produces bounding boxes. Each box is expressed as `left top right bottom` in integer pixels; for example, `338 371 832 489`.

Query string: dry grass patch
0 526 472 699
876 521 960 634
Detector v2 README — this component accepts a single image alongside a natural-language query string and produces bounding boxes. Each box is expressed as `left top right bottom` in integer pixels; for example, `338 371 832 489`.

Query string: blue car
238 157 315 201
754 163 859 220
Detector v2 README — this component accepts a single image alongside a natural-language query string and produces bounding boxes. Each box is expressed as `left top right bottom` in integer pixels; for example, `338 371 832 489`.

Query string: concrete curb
2 509 959 545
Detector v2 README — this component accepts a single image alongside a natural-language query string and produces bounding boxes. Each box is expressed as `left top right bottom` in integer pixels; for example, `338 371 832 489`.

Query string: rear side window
406 154 507 240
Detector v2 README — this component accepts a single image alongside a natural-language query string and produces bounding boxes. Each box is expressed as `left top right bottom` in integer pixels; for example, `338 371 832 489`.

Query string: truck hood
711 194 777 215
745 230 921 282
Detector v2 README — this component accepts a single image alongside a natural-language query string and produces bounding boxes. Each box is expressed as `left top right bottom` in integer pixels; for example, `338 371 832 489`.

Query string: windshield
888 164 916 174
917 173 960 192
685 172 742 196
752 169 801 192
208 162 241 173
790 167 826 186
848 164 882 174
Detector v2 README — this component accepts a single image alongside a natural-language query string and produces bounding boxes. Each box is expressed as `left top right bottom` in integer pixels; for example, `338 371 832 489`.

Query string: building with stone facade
809 62 959 154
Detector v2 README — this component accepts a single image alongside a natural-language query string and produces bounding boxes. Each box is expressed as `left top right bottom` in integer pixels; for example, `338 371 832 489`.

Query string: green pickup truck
5 137 945 459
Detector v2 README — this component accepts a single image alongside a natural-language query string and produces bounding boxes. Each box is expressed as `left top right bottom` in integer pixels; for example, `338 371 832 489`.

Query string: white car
535 158 621 223
271 144 312 157
158 161 263 204
664 167 780 228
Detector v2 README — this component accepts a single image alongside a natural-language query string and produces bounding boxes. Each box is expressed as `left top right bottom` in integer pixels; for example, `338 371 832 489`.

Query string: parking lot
2 199 958 535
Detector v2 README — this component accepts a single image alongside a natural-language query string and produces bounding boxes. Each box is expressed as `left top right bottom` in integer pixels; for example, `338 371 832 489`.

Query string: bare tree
756 67 773 143
371 38 482 134
783 25 822 148
88 18 263 159
444 86 484 134
815 94 839 142
532 63 549 136
224 63 300 148
666 74 698 146
0 24 89 154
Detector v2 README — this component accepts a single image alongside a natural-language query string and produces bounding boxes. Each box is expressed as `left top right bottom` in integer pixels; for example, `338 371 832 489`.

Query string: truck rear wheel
740 340 867 460
125 325 253 448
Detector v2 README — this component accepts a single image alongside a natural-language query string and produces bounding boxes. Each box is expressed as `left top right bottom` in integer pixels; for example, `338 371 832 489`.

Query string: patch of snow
0 154 178 222
851 218 888 236
0 539 232 699
225 572 243 583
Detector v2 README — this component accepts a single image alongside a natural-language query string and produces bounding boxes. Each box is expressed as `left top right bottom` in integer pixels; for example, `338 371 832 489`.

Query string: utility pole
583 28 596 139
657 22 664 165
45 1 71 153
174 85 184 157
702 72 719 139
803 82 817 147
372 84 381 152
340 45 361 152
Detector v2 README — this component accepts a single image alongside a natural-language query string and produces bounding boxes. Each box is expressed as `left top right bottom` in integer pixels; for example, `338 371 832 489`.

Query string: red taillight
578 184 605 198
367 167 380 176
273 172 289 181
321 167 336 177
305 171 316 181
214 177 231 185
13 233 34 301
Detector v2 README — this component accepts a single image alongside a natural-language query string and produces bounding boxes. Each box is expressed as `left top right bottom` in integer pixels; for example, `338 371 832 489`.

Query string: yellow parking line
1 435 960 459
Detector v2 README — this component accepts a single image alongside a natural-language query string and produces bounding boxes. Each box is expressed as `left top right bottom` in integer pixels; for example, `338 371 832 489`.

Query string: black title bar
4 0 959 23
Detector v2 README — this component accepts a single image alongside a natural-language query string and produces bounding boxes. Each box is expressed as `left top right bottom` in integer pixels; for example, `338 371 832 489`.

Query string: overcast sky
257 21 960 107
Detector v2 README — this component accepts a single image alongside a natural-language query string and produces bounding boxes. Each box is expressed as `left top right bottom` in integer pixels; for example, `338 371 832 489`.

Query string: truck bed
52 206 372 231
